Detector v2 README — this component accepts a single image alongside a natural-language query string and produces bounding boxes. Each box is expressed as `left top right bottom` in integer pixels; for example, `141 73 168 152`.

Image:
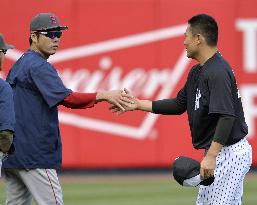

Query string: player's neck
30 45 50 59
197 46 218 66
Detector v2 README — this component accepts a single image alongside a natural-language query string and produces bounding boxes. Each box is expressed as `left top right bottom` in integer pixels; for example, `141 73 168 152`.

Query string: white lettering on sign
59 56 171 99
236 19 257 73
2 24 192 139
240 85 257 139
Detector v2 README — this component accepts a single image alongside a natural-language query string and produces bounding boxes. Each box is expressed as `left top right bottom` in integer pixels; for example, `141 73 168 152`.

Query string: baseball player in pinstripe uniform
3 13 133 205
113 14 252 204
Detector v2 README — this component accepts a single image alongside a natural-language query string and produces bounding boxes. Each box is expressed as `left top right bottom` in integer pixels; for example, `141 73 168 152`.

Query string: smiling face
183 24 200 59
30 30 61 58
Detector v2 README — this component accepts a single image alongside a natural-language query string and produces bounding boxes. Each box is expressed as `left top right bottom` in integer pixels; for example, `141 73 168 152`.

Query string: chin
49 50 57 55
186 52 192 58
186 51 196 59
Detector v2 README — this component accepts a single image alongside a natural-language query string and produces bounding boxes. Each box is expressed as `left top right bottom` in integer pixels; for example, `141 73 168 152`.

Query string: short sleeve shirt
3 50 71 169
176 52 247 149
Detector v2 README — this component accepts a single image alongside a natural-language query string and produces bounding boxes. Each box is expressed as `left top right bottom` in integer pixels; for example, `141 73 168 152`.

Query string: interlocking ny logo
6 24 191 140
195 88 201 110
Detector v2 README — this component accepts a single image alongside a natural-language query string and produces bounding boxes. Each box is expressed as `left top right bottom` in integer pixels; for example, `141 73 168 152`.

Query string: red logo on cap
50 16 57 24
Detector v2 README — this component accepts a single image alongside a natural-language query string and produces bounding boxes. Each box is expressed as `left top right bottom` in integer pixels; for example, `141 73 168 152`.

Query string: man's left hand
200 155 216 180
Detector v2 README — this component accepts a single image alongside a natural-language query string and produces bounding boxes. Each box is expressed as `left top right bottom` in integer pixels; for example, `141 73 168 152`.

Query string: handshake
96 88 140 114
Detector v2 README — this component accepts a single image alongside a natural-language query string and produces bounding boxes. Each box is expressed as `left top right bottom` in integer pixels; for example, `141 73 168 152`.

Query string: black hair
29 33 40 45
188 14 218 46
29 36 32 45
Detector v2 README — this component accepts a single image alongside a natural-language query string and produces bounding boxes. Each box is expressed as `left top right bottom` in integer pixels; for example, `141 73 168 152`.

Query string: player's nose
51 36 60 42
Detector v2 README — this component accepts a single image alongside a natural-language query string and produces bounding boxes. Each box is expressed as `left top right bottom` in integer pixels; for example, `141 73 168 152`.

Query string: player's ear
30 33 39 44
198 33 206 45
195 33 203 45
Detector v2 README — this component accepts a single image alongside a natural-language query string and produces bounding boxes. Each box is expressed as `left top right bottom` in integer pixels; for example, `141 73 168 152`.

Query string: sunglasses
0 49 7 55
38 31 62 39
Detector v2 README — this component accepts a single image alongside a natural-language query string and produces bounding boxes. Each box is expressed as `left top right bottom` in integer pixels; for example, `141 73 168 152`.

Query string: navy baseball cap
173 156 215 187
0 33 14 50
30 13 68 32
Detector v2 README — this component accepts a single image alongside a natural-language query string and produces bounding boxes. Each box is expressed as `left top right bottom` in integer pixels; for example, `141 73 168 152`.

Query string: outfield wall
1 0 257 168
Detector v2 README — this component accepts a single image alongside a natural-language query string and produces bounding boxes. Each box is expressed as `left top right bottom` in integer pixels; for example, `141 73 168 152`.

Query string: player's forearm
206 115 235 157
205 141 223 158
212 115 235 145
137 100 153 112
152 98 186 115
96 92 108 102
61 92 96 108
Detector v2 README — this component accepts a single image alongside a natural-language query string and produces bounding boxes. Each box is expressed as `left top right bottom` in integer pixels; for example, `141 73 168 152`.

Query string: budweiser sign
2 0 257 168
7 24 191 140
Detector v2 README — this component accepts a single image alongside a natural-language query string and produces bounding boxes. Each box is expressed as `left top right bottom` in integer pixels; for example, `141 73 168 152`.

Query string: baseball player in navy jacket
3 13 133 205
0 33 15 176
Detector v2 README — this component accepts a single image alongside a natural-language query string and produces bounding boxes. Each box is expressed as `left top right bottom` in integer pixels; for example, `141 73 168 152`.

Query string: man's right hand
0 130 13 153
109 89 139 115
96 89 135 112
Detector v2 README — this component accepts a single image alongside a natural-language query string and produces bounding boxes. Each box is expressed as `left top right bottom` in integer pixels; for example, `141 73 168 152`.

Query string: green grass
0 173 256 205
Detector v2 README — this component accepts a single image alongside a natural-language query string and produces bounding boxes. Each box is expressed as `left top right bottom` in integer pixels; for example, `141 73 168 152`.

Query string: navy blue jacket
0 79 15 132
3 50 71 169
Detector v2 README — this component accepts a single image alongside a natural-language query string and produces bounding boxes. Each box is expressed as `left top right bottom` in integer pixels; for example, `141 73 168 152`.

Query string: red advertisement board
1 0 256 168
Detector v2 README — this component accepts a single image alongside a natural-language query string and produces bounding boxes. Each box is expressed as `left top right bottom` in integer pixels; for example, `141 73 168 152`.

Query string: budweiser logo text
59 56 171 99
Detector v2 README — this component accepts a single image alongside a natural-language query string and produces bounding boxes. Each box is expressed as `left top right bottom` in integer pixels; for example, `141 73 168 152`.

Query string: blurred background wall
1 0 256 169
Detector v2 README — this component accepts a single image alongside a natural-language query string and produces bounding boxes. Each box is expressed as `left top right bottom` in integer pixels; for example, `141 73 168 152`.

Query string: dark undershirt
152 98 186 115
213 115 235 145
152 98 235 145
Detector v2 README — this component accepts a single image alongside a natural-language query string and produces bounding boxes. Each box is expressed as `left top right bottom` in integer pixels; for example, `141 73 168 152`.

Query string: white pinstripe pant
196 138 252 205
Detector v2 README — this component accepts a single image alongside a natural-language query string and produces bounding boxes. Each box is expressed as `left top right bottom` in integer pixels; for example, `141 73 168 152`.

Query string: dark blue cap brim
1 44 14 50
